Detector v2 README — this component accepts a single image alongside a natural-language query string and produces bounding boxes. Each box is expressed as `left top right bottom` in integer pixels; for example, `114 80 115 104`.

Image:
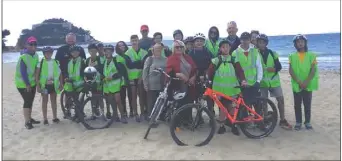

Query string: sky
3 0 341 46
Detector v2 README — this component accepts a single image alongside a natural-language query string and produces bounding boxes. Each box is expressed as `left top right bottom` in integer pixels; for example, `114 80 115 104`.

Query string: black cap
88 43 98 50
97 43 104 48
240 32 251 39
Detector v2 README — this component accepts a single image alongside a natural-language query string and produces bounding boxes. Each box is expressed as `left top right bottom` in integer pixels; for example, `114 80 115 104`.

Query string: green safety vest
289 51 319 93
15 53 39 88
39 59 61 94
205 39 220 57
232 48 259 86
148 48 166 58
100 56 106 65
212 55 241 96
103 59 123 94
64 57 84 92
260 51 281 88
124 47 147 80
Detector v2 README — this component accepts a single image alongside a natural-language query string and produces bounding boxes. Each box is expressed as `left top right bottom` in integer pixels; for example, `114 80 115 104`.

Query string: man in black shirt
138 25 154 51
55 33 86 80
226 21 241 54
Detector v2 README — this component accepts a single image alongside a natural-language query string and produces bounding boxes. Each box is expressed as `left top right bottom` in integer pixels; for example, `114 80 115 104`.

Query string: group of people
15 21 319 136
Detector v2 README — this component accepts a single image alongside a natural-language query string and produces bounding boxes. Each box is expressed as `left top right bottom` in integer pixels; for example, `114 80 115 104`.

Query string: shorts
129 79 139 86
260 86 283 98
45 84 56 94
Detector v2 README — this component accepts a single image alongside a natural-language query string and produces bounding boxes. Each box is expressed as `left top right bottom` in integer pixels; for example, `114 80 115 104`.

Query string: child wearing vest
124 35 148 122
64 46 86 94
289 34 319 130
103 45 128 124
207 40 247 135
257 34 292 130
36 47 63 125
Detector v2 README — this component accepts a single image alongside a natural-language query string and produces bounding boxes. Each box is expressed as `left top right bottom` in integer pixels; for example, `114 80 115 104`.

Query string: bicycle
143 68 187 139
79 79 115 130
170 79 278 146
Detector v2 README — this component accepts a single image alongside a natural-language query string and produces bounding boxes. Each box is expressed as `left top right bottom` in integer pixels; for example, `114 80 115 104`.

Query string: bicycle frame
203 88 263 124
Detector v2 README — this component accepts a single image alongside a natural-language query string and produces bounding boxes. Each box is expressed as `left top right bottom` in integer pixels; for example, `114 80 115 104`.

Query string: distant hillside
15 18 98 49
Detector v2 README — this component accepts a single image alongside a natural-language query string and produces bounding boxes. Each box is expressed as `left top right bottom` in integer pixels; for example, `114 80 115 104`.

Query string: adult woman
15 36 41 129
166 40 197 122
142 43 167 119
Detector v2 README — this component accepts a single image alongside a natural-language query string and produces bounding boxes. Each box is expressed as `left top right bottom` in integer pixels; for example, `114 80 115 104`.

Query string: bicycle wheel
79 95 115 130
144 97 166 139
239 97 278 139
63 95 79 121
170 103 216 146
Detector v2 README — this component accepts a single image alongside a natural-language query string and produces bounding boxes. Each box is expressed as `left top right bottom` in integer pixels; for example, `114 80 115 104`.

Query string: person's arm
233 62 246 81
20 60 30 86
288 55 302 84
80 48 87 60
112 63 125 79
255 54 263 83
304 56 317 84
142 57 151 90
35 63 41 87
206 63 215 80
55 47 63 63
80 59 86 78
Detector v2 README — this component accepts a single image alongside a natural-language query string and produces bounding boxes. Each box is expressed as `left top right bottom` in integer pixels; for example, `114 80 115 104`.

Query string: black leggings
18 86 36 109
293 90 312 124
121 86 133 115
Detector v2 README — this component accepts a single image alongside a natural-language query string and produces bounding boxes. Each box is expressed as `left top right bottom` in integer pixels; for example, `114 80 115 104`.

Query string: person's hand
176 73 188 82
301 80 309 89
59 84 64 91
266 67 276 72
241 80 248 87
25 85 32 92
188 76 196 86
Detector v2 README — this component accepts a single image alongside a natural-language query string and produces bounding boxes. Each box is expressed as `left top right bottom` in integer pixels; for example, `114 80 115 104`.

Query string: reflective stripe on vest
233 48 258 86
289 51 319 92
15 53 39 88
125 47 147 80
39 59 61 94
65 57 83 91
103 59 122 93
211 55 241 96
260 52 281 88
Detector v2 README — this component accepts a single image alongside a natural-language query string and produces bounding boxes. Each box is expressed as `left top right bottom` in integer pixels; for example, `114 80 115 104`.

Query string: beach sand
2 63 340 160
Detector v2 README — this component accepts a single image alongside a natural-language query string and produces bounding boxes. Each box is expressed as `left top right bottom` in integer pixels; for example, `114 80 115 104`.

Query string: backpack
215 55 234 71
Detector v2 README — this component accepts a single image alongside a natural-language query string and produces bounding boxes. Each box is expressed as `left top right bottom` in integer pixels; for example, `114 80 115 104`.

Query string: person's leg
18 88 34 129
120 86 127 115
269 86 292 129
42 93 49 124
130 80 139 122
302 90 313 129
293 91 303 130
127 85 134 117
138 80 147 121
114 92 127 123
50 92 59 123
28 86 39 123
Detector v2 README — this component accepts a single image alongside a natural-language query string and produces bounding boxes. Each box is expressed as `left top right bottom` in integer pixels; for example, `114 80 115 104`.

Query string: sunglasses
175 46 184 49
28 43 37 46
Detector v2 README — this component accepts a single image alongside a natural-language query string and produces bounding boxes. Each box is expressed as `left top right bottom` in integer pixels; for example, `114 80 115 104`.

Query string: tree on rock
2 29 11 51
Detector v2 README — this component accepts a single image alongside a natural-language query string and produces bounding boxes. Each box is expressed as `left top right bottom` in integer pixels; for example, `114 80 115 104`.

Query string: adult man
55 33 86 79
138 25 154 51
226 21 241 54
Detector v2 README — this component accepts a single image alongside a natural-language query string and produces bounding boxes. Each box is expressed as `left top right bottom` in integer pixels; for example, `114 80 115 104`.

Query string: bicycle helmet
104 44 114 51
193 33 206 41
69 45 83 53
42 46 54 53
84 66 98 82
184 36 194 44
256 34 269 44
173 29 183 37
293 34 307 43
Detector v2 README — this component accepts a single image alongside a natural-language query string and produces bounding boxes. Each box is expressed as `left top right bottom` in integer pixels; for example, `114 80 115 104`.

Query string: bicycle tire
144 98 166 139
239 97 278 139
78 95 115 130
169 103 216 147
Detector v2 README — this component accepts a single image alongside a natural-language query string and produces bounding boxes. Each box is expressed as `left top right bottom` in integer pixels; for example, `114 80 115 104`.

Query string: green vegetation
16 18 97 49
2 29 11 51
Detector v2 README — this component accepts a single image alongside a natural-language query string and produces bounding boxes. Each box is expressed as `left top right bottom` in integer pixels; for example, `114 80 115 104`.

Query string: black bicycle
143 68 187 139
79 79 115 130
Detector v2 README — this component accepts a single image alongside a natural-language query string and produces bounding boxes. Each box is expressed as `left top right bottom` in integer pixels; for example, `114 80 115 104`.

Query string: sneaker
294 123 302 130
30 118 41 124
106 112 112 119
52 118 60 123
121 115 128 124
129 111 134 118
25 122 34 129
279 119 292 130
43 120 49 125
218 125 226 134
304 123 313 130
115 116 121 122
231 125 240 136
135 115 141 123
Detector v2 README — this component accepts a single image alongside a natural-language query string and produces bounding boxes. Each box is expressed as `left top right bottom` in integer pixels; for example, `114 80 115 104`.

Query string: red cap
140 25 149 31
26 36 37 43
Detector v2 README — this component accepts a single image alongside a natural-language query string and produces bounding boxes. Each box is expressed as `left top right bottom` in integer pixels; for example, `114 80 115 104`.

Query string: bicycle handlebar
152 68 180 80
234 85 252 89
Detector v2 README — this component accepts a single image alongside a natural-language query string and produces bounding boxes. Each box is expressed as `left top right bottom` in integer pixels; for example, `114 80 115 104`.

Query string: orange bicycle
170 80 278 146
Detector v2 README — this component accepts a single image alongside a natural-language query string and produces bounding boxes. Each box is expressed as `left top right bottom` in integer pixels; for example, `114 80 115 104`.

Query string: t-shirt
289 52 317 64
139 37 154 51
